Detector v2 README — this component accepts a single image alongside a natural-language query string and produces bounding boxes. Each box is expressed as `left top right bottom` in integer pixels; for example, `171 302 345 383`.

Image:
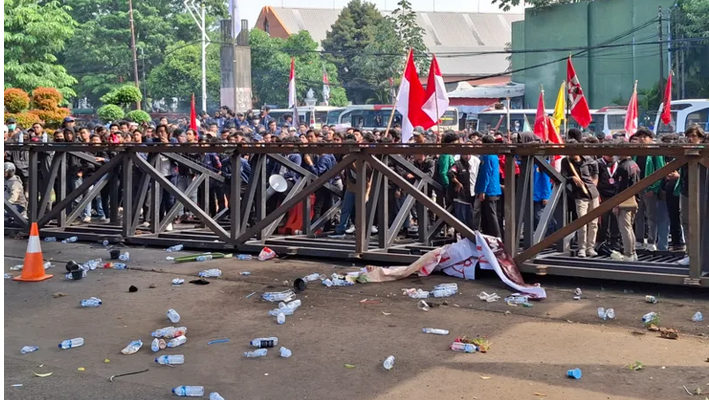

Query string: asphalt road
4 237 709 400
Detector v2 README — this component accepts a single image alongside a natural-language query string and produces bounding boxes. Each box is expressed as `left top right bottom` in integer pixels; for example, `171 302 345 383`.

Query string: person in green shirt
436 131 460 191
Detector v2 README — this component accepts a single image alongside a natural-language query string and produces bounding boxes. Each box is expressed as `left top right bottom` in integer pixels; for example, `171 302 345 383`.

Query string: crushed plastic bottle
422 328 449 335
236 254 253 260
44 237 57 242
5 273 13 279
21 346 39 354
450 342 477 353
172 386 204 397
279 346 292 358
250 337 278 348
167 309 181 323
118 252 130 262
172 278 184 285
504 295 530 305
58 338 84 349
244 348 268 358
383 355 395 370
209 393 225 400
198 268 221 277
167 336 187 348
598 307 616 320
641 312 658 324
156 354 184 365
84 259 102 270
302 273 321 282
692 311 703 322
195 255 214 262
279 299 301 311
405 289 430 299
121 340 143 355
166 244 184 252
151 326 187 339
432 288 458 298
80 297 102 307
322 279 334 287
276 313 286 325
62 236 78 243
261 290 296 303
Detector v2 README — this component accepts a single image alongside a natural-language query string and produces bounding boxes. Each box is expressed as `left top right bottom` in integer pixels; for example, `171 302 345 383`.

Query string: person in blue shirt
475 135 502 237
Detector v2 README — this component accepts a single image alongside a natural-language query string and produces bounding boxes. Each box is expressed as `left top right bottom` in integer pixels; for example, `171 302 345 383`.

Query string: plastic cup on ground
567 368 582 379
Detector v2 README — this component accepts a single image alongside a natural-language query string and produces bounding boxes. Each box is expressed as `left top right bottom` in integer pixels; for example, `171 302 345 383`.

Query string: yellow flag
552 81 565 131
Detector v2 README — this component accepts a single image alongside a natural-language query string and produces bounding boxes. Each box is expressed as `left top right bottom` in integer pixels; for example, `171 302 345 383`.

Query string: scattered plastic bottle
80 297 102 307
322 279 334 287
21 346 39 354
209 393 225 400
279 299 301 310
450 342 477 353
166 244 184 252
121 340 143 355
156 354 184 365
113 263 129 270
172 278 184 285
58 338 84 349
236 254 253 260
276 312 286 325
269 307 294 316
641 312 657 324
102 240 109 246
240 271 251 276
44 261 53 269
9 265 23 271
118 252 130 262
166 256 175 261
383 355 395 370
250 337 278 348
44 237 57 242
302 273 321 282
84 259 102 270
504 295 530 304
598 307 616 320
332 278 354 287
167 336 187 348
244 349 268 358
422 328 449 335
152 326 187 338
151 338 161 352
692 311 703 322
407 289 430 299
261 290 296 303
195 255 214 262
5 273 13 279
433 283 458 290
432 288 458 298
279 346 292 358
198 268 221 277
172 386 204 397
167 309 181 323
62 236 79 243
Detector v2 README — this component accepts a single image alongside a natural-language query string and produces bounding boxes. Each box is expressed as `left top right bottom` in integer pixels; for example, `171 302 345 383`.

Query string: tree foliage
100 85 143 109
97 104 125 123
31 87 64 110
5 112 42 128
4 0 78 99
146 41 220 106
250 29 348 108
322 0 399 104
4 89 31 113
676 0 709 98
60 0 227 106
126 109 151 124
388 0 428 71
490 0 584 12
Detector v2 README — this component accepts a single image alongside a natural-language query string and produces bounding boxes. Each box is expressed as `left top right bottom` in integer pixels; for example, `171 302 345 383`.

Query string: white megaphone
266 174 288 199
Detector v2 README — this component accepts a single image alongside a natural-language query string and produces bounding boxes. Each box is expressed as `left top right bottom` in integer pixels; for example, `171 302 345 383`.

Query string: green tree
676 0 709 98
4 0 78 99
126 110 151 124
490 0 585 12
250 30 348 107
60 0 226 106
100 85 143 109
350 18 404 103
97 104 125 122
322 0 395 103
388 0 428 71
146 41 221 106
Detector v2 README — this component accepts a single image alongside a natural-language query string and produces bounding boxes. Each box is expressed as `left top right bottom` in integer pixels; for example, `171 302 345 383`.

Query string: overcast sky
236 0 525 30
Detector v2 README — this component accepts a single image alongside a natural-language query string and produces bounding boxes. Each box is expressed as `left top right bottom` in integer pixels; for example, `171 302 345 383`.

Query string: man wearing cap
631 127 665 251
62 116 76 132
4 162 27 219
412 126 426 144
234 112 247 129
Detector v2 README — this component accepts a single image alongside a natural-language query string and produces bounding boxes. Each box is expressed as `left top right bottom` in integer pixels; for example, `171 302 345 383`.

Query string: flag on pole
396 49 433 143
229 0 241 39
190 93 198 133
566 56 592 128
533 89 549 142
322 63 330 106
661 71 673 125
288 57 298 125
624 81 638 138
552 81 566 132
422 54 449 124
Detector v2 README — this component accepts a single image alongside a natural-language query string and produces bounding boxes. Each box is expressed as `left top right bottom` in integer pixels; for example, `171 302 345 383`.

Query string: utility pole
658 6 664 97
128 0 141 110
140 48 147 110
185 0 208 113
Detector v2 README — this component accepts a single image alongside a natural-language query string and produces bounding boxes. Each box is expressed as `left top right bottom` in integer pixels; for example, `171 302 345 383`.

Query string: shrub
31 87 64 110
4 88 30 113
32 108 71 128
5 112 42 128
97 104 125 122
126 110 151 124
100 85 142 107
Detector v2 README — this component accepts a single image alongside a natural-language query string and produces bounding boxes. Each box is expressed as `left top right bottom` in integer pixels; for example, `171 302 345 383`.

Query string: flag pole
562 80 567 138
435 83 441 137
506 97 511 142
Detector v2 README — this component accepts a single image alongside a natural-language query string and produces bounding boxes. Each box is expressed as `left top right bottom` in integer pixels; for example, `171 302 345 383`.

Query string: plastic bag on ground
258 247 277 261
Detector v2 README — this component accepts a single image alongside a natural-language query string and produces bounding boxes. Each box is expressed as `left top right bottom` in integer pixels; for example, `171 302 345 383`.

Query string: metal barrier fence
4 142 708 286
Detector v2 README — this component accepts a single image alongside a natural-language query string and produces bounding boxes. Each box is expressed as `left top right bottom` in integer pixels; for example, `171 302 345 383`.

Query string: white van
653 99 709 135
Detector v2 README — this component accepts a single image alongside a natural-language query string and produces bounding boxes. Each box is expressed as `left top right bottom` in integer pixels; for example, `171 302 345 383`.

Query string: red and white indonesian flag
624 81 638 138
422 55 449 126
566 56 592 128
288 57 296 109
322 63 330 106
396 49 432 143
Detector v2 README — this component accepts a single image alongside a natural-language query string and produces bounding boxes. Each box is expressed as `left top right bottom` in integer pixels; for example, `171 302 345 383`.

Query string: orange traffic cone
13 223 53 282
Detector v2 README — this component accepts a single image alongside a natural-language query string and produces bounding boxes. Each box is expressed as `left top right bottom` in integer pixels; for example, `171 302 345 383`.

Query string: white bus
267 106 340 129
589 106 628 138
653 99 709 135
337 105 459 131
474 108 550 133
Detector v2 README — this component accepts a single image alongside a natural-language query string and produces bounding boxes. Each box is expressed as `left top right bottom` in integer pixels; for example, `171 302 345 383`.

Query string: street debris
149 283 156 288
167 309 181 323
189 279 210 285
453 336 491 353
645 295 657 304
151 326 187 338
478 291 500 302
383 355 395 370
32 371 53 377
198 268 222 278
128 285 138 292
172 386 204 397
344 364 356 369
625 361 644 371
121 340 143 355
80 297 102 307
4 273 13 279
258 247 277 261
156 355 184 365
480 376 491 380
692 311 703 322
10 384 23 387
574 288 583 296
262 290 296 302
403 283 458 299
381 311 391 316
598 307 616 320
418 300 430 311
534 392 547 397
566 368 582 379
240 271 251 275
207 338 230 345
450 341 477 353
109 368 149 382
104 359 111 363
171 278 184 285
659 327 679 340
166 244 184 252
52 292 68 298
505 294 530 306
77 367 85 371
236 254 253 260
279 346 292 358
422 328 449 335
244 349 268 358
359 298 383 305
245 292 256 299
58 337 84 349
21 346 39 354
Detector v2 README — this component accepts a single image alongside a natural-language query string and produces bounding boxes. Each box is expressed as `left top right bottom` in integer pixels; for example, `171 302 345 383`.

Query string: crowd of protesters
4 106 708 265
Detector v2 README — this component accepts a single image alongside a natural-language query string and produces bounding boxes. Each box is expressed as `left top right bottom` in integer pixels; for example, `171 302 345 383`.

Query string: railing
5 142 708 286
